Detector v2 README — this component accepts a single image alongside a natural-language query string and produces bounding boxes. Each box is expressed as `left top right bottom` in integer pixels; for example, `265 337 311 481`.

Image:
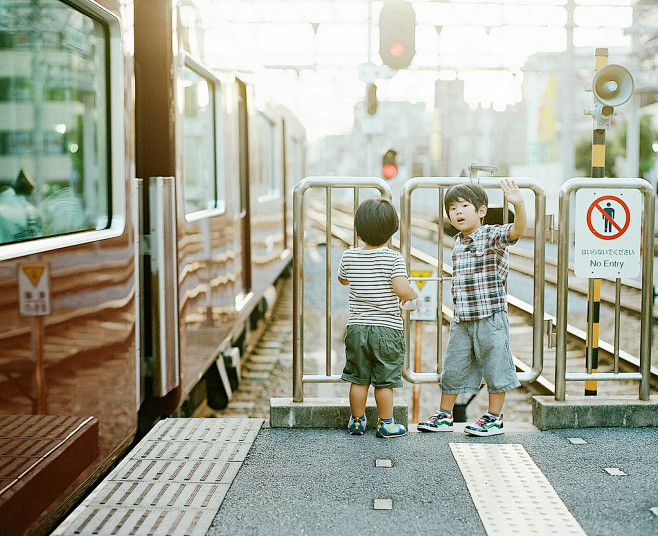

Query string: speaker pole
585 48 608 397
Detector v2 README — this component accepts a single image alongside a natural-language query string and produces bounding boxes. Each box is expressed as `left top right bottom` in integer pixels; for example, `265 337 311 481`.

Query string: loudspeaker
593 64 634 107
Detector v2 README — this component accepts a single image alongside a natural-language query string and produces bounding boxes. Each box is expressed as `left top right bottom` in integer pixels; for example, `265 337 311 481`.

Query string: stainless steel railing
292 177 392 402
555 177 654 400
400 177 547 385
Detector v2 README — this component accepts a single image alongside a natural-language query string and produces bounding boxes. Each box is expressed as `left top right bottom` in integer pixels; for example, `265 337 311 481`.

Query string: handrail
400 177 546 385
555 177 654 400
292 177 392 402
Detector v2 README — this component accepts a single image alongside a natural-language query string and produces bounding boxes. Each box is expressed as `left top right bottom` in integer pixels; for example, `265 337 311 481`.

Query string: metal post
639 186 654 400
555 184 570 400
412 321 422 422
436 188 444 371
585 48 608 396
292 184 305 402
325 187 332 377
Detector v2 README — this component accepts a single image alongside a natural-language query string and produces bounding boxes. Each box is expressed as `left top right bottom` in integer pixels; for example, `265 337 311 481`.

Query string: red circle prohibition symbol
586 195 630 240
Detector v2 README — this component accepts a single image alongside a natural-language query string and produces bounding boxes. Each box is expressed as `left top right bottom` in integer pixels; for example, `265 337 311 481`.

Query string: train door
237 80 252 293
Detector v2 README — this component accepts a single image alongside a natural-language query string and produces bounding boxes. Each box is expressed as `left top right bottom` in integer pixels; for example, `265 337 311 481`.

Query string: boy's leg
374 387 393 420
488 391 505 415
349 383 369 418
440 393 458 413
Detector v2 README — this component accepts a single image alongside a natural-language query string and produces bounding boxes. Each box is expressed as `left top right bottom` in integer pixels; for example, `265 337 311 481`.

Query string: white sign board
18 262 51 316
574 189 642 278
409 270 438 321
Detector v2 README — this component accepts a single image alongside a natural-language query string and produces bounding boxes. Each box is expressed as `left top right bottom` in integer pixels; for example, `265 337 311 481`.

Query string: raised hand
499 178 524 206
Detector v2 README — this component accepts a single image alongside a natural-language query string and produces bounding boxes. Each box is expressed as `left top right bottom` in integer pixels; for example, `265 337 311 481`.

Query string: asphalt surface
208 425 658 536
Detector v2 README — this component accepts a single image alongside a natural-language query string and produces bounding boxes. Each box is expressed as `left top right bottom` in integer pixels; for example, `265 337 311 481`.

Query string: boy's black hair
444 183 488 215
354 197 399 247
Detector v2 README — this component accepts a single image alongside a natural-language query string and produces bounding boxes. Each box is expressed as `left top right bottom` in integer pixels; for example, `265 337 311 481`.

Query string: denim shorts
441 311 520 394
341 324 405 389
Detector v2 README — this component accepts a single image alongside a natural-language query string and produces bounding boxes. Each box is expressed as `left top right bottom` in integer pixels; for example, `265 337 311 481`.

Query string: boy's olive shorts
341 324 405 389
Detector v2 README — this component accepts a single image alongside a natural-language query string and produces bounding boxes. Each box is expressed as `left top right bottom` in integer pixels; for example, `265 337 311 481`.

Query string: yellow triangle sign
410 270 433 291
22 265 45 287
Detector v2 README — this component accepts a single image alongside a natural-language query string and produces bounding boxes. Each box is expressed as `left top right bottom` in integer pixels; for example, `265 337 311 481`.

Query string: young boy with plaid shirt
418 179 526 436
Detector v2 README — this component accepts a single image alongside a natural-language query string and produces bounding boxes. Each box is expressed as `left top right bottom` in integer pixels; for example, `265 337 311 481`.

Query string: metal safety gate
292 177 392 402
399 177 547 385
554 177 654 400
291 175 548 402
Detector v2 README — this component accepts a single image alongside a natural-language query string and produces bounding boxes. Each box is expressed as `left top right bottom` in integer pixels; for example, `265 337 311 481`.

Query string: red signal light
382 163 398 179
390 43 405 58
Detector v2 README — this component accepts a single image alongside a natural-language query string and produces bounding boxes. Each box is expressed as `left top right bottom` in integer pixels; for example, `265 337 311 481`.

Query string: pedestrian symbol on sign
602 202 615 232
586 195 630 241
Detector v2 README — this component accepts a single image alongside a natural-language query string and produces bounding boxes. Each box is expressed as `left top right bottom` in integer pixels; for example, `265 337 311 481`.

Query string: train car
0 0 305 534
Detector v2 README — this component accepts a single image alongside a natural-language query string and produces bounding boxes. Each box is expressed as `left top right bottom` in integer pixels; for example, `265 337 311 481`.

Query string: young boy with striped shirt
338 197 417 438
418 179 526 436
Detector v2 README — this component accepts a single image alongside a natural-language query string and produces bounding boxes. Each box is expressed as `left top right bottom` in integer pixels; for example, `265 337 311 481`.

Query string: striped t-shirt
338 246 408 330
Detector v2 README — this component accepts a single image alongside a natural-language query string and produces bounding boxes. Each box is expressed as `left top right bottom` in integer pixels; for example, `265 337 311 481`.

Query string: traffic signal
379 0 416 70
367 83 377 115
382 149 398 179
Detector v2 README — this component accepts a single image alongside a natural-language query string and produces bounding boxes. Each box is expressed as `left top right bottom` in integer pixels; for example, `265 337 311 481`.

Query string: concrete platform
532 395 658 430
269 397 409 428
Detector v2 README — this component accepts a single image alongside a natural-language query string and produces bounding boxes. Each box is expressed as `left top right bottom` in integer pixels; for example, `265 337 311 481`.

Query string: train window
256 112 279 200
182 65 224 215
0 0 110 245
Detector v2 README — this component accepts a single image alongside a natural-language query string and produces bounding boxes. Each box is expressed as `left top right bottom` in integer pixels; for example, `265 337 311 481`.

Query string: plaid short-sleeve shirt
451 224 516 322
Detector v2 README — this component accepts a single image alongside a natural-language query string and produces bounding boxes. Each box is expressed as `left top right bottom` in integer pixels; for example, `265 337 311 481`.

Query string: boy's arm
500 179 527 242
392 276 418 301
338 276 349 286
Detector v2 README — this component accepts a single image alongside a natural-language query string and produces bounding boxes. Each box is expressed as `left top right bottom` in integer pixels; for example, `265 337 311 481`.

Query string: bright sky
197 0 641 141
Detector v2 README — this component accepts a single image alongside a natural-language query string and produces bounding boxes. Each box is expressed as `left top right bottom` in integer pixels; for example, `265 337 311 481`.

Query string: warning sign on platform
574 189 641 278
18 262 51 316
409 270 437 321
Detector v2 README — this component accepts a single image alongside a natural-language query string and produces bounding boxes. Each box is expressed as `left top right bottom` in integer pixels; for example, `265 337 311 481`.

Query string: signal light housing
382 149 398 179
379 0 416 70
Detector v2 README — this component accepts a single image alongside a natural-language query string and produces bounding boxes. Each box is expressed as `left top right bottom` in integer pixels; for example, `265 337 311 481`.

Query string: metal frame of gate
555 177 654 401
292 177 392 402
399 177 546 385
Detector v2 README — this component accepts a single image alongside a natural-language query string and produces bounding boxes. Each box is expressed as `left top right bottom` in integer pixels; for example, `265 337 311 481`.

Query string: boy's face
447 197 487 236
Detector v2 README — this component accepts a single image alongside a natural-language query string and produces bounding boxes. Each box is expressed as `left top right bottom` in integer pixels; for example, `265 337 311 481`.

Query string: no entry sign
574 189 642 278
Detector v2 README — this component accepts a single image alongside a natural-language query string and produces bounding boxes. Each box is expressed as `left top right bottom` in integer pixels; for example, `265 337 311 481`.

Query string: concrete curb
269 397 409 428
532 395 658 430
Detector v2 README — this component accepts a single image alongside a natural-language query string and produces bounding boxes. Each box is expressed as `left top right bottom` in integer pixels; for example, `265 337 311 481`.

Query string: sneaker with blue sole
464 412 504 436
347 415 367 435
376 418 407 438
417 411 454 433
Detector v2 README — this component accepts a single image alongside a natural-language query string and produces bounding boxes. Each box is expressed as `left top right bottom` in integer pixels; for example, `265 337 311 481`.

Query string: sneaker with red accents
417 411 454 432
464 413 504 436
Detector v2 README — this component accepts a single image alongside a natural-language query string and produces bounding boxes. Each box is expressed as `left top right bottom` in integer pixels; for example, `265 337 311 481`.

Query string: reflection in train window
256 112 278 200
0 0 109 245
182 66 223 214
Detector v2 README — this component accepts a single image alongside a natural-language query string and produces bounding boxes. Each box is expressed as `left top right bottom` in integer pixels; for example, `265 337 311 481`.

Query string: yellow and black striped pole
585 48 608 396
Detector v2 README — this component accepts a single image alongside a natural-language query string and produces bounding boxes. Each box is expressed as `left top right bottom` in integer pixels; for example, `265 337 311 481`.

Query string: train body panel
0 0 305 533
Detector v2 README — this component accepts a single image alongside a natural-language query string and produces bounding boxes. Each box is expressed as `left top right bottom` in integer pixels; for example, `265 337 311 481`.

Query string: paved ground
208 425 658 536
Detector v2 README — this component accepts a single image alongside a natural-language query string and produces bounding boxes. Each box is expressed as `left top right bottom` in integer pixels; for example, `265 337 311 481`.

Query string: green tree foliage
575 113 658 178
